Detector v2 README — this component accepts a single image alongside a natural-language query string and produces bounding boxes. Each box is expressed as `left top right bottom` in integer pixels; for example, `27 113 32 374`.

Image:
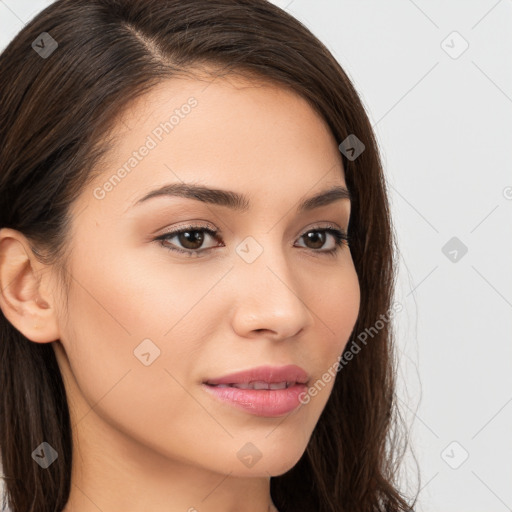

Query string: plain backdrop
0 1 511 511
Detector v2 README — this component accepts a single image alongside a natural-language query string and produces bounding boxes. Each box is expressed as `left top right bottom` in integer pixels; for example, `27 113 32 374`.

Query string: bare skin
0 71 360 512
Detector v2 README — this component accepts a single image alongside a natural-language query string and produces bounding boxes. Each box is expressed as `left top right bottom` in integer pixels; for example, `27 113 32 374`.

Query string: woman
0 1 417 511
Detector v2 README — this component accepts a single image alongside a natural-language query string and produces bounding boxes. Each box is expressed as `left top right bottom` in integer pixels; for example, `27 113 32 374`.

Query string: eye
154 223 350 258
154 224 222 258
295 227 349 256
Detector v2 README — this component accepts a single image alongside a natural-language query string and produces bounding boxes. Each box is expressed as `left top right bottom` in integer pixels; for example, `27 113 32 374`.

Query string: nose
229 243 314 340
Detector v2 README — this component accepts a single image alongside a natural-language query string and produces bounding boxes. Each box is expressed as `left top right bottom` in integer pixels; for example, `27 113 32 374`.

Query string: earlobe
0 228 60 343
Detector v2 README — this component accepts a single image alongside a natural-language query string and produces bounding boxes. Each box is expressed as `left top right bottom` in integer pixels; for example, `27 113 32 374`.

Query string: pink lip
204 364 309 386
202 364 309 417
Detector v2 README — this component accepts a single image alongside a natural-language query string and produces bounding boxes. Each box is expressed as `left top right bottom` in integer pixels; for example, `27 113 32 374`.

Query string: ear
0 227 60 343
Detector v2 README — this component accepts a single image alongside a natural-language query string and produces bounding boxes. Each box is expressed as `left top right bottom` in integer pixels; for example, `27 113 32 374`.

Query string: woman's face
52 72 360 478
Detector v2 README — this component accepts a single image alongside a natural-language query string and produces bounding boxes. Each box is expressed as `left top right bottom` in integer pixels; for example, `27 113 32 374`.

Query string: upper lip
204 364 309 386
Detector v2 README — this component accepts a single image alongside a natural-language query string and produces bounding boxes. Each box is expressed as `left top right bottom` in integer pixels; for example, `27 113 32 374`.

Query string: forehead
78 72 346 218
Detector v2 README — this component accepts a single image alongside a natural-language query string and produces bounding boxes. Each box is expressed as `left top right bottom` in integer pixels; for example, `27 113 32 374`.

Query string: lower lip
201 383 308 417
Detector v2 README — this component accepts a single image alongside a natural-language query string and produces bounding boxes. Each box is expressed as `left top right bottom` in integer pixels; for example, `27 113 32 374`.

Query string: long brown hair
0 1 418 510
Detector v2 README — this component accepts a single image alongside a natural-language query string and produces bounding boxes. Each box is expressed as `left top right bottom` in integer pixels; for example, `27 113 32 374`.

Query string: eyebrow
131 182 351 213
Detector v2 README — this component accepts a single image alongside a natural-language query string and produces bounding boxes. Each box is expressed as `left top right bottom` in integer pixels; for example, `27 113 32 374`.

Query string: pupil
306 231 324 249
180 231 204 249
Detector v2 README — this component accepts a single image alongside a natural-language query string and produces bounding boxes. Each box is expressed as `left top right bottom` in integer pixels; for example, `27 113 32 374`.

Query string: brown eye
295 228 349 254
175 230 206 250
154 225 348 258
155 226 221 256
302 230 326 250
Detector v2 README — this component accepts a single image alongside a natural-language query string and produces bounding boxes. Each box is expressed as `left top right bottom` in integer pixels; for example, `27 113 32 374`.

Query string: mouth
203 364 309 388
202 380 309 417
201 364 310 417
205 380 300 390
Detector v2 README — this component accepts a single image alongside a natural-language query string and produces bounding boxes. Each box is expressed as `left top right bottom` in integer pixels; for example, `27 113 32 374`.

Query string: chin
236 444 307 477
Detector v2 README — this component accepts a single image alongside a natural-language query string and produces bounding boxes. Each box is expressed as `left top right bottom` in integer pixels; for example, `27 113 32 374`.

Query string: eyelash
154 223 350 258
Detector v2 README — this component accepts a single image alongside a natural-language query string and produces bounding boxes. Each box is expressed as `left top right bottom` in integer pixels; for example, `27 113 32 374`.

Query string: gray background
1 1 511 510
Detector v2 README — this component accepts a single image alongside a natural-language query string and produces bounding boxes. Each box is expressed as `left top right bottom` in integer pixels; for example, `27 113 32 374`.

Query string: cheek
59 275 215 458
78 241 228 339
60 259 208 382
311 258 361 359
57 244 227 428
291 257 360 416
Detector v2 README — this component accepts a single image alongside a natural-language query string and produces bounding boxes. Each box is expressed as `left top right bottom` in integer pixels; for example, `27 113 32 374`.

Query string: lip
204 364 309 386
202 364 309 417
